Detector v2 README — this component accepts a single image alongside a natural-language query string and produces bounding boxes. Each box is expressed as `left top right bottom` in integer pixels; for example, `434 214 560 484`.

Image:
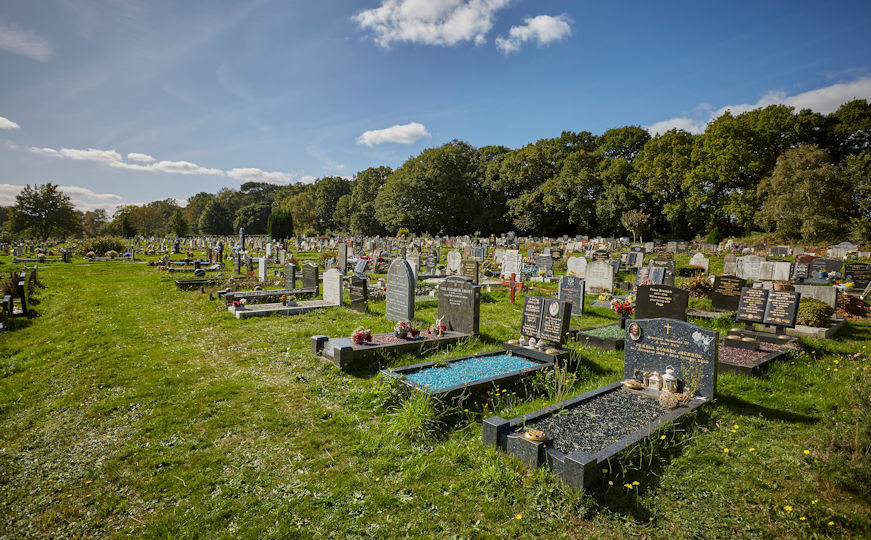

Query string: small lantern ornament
662 366 678 393
648 371 662 391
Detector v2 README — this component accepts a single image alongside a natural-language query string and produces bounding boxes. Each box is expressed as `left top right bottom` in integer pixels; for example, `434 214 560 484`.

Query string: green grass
1 256 869 538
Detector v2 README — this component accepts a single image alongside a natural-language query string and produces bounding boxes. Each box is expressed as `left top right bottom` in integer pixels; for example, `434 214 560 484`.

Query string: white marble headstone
258 257 267 282
322 268 343 306
688 252 709 273
446 251 462 274
566 256 587 277
502 250 522 280
772 261 792 282
585 259 614 292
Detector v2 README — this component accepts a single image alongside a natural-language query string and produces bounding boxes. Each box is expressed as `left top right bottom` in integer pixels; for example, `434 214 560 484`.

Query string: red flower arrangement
612 299 635 317
352 327 373 345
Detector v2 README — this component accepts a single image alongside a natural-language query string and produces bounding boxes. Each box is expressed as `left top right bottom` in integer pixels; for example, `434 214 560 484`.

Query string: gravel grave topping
531 388 667 455
719 341 788 366
405 354 539 391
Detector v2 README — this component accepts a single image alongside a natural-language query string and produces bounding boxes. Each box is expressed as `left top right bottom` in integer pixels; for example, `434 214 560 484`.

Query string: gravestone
592 250 609 261
425 252 438 274
520 295 571 346
735 288 769 324
758 261 775 282
772 262 793 282
246 256 253 275
769 245 790 257
737 255 765 281
461 259 479 284
284 264 297 289
723 254 738 275
354 258 368 275
535 255 554 277
471 246 485 261
649 258 676 286
337 243 347 273
676 241 689 253
624 319 718 398
385 258 415 322
258 257 268 282
711 275 745 311
446 251 462 274
566 256 586 277
636 266 651 285
239 227 246 251
634 284 689 321
844 263 871 289
687 253 709 273
234 253 241 274
585 259 614 292
736 288 800 329
322 269 343 306
437 276 481 334
796 254 817 265
406 254 420 280
558 275 585 316
302 263 319 291
811 258 842 275
502 250 522 280
792 262 810 282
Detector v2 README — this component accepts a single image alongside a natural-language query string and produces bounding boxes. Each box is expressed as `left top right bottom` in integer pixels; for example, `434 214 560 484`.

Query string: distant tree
332 194 352 232
104 206 135 237
169 209 188 237
596 125 650 162
313 176 351 233
233 201 272 234
266 208 294 239
346 167 391 236
198 200 233 235
281 191 317 235
755 145 850 241
9 183 80 240
843 150 871 244
184 192 216 234
147 198 180 221
216 187 245 219
826 99 871 160
620 209 650 242
82 209 108 237
130 206 166 236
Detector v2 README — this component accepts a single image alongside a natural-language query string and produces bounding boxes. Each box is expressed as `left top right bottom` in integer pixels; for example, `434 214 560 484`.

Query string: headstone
649 258 676 286
558 276 585 316
792 262 810 282
437 276 481 334
635 266 651 285
302 263 319 291
634 284 689 321
723 254 738 275
406 254 420 281
258 257 267 282
592 250 609 261
322 268 343 306
758 261 775 282
520 295 571 346
735 288 769 324
535 255 554 277
239 227 246 251
676 241 689 253
502 250 522 281
737 255 765 281
446 251 462 274
234 253 241 274
811 258 842 275
354 258 368 275
337 243 347 273
386 258 415 322
471 246 485 261
566 256 587 277
711 275 745 311
736 288 800 328
687 253 709 273
844 263 871 289
624 319 718 398
792 284 838 309
348 275 368 312
425 252 438 274
772 262 793 282
585 260 614 292
461 259 479 284
284 263 297 289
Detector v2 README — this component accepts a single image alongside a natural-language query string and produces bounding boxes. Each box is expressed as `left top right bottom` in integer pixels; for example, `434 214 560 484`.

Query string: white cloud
0 116 20 129
227 167 296 185
495 14 572 54
646 77 871 136
0 183 23 206
0 183 123 211
357 122 431 146
62 148 124 164
0 21 53 61
353 0 510 48
127 152 155 163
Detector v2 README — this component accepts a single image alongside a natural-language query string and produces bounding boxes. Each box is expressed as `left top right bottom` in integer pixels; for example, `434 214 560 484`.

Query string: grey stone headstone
624 319 718 399
520 295 571 346
406 254 420 281
461 259 479 284
354 258 368 275
737 255 765 281
322 268 343 306
337 243 347 273
502 250 522 280
758 261 775 282
566 256 586 277
772 262 793 282
258 257 268 282
284 264 297 289
585 260 614 292
687 253 709 273
558 276 585 316
535 255 554 277
723 254 738 275
302 263 319 291
386 258 415 322
446 251 462 274
437 276 480 334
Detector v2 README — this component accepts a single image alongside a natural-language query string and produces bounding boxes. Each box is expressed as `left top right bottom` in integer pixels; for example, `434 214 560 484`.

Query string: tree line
2 100 869 243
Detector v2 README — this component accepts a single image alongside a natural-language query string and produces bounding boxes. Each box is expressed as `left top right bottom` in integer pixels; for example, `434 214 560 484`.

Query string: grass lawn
1 255 869 538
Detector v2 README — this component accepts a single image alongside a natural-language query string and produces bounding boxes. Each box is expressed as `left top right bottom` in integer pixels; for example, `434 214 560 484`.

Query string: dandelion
516 514 522 520
602 469 608 473
730 429 736 433
660 435 666 440
733 424 739 429
828 521 834 526
784 505 793 512
375 477 380 482
799 517 806 521
632 481 639 486
803 449 810 455
608 481 613 486
749 448 755 452
833 360 839 364
811 500 818 504
624 483 633 489
723 448 729 453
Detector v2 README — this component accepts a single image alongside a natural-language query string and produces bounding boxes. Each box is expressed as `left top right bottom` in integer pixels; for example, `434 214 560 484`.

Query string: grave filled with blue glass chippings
404 353 539 391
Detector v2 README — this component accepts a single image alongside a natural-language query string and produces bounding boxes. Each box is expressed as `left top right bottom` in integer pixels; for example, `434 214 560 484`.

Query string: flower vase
395 331 408 339
619 317 628 329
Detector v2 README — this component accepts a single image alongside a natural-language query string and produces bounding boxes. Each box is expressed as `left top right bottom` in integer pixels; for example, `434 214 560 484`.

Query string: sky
1 0 871 213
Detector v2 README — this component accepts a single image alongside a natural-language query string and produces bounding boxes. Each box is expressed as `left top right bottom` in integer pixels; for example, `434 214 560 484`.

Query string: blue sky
1 0 870 212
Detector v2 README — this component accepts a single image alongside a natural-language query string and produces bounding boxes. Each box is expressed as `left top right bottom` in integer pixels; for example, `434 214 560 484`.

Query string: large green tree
755 145 850 241
198 200 233 235
266 208 294 239
313 176 351 233
82 209 108 237
169 209 188 237
347 166 392 236
233 201 272 234
9 183 81 240
184 192 216 234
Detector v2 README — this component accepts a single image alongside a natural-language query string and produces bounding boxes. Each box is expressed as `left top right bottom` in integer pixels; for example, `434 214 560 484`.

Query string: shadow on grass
716 393 819 424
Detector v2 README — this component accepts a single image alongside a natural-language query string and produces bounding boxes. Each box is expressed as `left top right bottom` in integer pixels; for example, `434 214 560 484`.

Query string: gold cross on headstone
664 322 672 334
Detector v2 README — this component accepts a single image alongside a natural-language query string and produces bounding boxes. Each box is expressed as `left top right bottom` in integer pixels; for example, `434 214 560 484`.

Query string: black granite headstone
811 258 842 274
736 287 768 324
539 298 571 344
711 275 745 311
634 284 689 321
762 290 800 328
558 275 585 316
792 263 810 281
437 276 480 334
624 318 718 398
844 263 871 289
592 250 609 261
349 275 368 313
635 266 651 285
520 295 544 338
535 255 554 277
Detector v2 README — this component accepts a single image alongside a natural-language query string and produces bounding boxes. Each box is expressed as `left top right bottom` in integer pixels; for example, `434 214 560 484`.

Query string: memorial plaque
558 276 585 316
649 267 666 285
349 275 368 312
792 262 810 281
737 255 765 281
711 275 745 311
736 287 768 324
762 290 800 328
635 266 651 285
520 295 544 337
386 258 415 322
649 258 675 286
539 298 571 345
844 263 871 289
624 319 718 399
634 284 689 321
461 259 479 284
437 276 481 334
592 250 609 261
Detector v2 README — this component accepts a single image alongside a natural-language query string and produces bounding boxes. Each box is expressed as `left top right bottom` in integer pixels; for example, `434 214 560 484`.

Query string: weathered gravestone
792 262 810 282
558 275 585 316
337 243 347 273
772 261 792 282
687 253 709 273
322 269 343 306
461 259 479 284
711 275 745 311
349 275 367 312
635 266 651 285
406 254 420 280
386 258 415 322
649 258 676 286
624 319 718 398
585 259 614 292
634 284 689 321
354 258 368 275
502 250 522 280
258 257 268 282
425 252 439 274
535 255 554 277
758 261 775 282
592 250 609 262
471 246 485 261
446 250 462 274
302 263 319 291
737 255 765 281
520 295 572 346
723 253 738 275
811 258 842 275
566 256 586 277
437 276 481 334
